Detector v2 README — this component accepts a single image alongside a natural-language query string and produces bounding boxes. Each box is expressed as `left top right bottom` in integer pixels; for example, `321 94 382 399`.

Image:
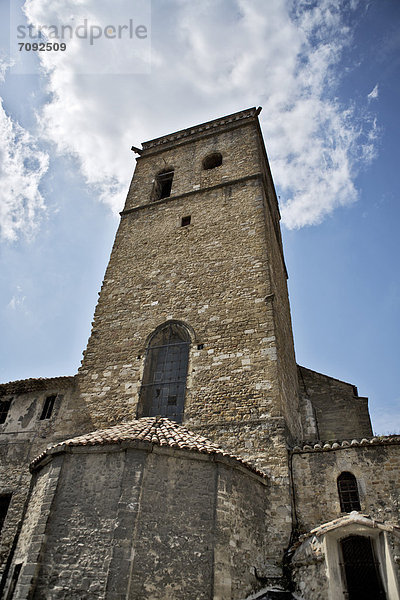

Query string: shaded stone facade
0 109 399 599
298 366 372 442
0 377 83 579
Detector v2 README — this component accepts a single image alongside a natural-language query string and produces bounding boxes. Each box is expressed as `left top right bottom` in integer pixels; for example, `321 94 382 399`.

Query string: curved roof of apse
30 417 265 478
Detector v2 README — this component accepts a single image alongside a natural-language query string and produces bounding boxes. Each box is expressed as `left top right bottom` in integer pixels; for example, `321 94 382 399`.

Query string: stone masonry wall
77 114 301 475
127 450 216 600
213 463 271 599
298 366 372 441
254 126 302 446
74 113 299 583
31 450 128 599
291 441 400 534
8 443 269 600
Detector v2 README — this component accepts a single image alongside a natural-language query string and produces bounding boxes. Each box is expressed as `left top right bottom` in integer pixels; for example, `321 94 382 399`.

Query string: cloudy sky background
0 0 399 433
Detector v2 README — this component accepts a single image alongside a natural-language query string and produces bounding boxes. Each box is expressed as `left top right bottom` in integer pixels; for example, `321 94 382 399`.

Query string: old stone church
0 108 399 599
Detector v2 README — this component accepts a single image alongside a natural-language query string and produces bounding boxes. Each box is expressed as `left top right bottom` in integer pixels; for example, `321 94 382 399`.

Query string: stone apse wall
10 442 269 600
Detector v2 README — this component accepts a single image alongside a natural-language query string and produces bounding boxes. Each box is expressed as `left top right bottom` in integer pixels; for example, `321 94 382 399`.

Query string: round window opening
203 152 222 170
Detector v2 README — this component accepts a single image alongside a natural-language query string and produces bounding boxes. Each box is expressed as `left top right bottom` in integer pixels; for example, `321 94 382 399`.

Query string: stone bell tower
77 107 302 474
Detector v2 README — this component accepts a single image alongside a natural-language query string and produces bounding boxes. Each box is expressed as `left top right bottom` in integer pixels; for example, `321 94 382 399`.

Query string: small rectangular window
0 493 12 533
0 400 11 425
159 172 174 199
40 395 57 420
181 216 191 227
152 170 174 201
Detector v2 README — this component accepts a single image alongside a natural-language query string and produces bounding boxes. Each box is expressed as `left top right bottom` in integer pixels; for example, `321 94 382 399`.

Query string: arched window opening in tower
138 322 190 423
151 168 174 201
337 472 361 512
202 152 222 170
340 535 386 600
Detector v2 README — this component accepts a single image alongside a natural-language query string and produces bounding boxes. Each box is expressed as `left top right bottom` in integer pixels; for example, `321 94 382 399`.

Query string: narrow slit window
0 493 12 533
152 169 174 201
40 395 57 420
6 563 22 600
337 472 361 512
203 152 222 170
0 399 11 425
181 216 191 227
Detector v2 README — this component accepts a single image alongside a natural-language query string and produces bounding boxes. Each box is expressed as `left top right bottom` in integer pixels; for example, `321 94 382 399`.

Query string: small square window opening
181 216 191 227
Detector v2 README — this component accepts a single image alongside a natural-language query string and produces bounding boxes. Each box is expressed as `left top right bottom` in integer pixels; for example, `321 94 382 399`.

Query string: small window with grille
337 472 361 512
40 395 57 420
0 400 11 425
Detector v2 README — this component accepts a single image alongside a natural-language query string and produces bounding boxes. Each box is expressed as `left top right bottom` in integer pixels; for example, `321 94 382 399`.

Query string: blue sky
0 0 399 434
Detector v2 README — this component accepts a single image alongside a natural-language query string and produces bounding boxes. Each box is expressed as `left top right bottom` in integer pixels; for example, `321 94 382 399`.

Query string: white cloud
0 92 49 242
367 83 379 101
7 286 27 313
16 0 378 227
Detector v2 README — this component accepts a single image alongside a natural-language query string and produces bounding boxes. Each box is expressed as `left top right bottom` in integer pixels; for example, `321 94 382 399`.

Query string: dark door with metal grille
341 535 386 600
138 323 190 423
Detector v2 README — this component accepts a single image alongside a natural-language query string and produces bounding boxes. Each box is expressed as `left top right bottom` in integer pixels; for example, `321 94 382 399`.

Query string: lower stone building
0 109 399 599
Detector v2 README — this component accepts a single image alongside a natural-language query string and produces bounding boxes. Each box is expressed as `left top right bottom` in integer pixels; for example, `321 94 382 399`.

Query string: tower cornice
140 106 262 153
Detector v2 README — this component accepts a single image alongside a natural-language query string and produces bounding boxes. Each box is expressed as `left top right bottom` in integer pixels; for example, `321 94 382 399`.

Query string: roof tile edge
292 434 400 453
0 375 75 396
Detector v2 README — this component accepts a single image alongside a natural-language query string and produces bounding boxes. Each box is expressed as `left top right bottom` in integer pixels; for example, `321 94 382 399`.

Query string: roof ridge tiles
292 434 400 453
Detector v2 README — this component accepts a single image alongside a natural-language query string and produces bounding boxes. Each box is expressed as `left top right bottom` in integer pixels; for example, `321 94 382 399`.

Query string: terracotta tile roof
30 417 265 477
0 376 75 397
292 434 400 453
